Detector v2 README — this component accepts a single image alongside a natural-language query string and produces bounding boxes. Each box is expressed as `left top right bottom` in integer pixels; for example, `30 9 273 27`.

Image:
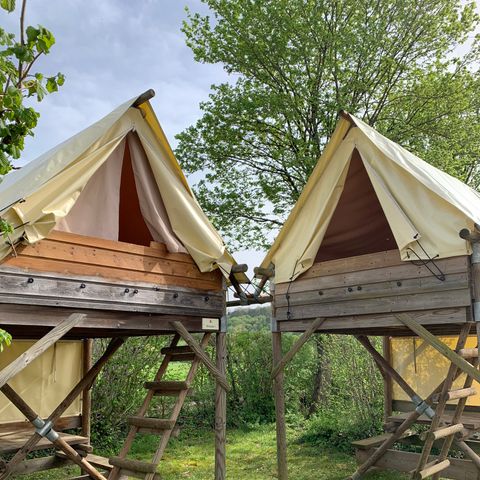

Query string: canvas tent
0 91 238 277
0 91 236 480
263 112 480 480
260 112 480 284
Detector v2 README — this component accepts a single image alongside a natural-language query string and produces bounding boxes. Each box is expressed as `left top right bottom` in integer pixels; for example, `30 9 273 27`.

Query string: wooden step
127 416 175 433
161 346 193 355
458 348 479 359
413 459 450 479
427 423 465 441
145 381 189 395
109 456 157 474
169 353 196 362
434 387 477 403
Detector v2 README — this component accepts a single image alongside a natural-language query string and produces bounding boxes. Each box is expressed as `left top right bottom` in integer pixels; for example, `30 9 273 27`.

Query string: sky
0 0 265 272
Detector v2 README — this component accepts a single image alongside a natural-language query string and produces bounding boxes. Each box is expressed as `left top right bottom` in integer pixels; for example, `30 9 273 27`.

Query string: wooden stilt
0 337 124 480
0 313 85 389
272 332 288 480
215 331 227 480
81 339 93 439
383 337 393 422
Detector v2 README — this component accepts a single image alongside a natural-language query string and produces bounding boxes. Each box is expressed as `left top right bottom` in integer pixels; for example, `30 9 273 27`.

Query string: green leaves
0 1 63 174
0 0 15 12
177 0 480 249
0 328 11 352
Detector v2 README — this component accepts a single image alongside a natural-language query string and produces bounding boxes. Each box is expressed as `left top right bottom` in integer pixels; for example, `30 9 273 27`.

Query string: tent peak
132 89 155 108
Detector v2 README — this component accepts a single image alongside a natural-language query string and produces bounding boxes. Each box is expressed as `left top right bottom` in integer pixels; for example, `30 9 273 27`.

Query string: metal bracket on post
32 416 59 442
411 395 436 420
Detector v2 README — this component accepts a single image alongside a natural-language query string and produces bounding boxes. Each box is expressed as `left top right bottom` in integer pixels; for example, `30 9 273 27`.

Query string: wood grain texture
0 268 224 316
1 230 222 291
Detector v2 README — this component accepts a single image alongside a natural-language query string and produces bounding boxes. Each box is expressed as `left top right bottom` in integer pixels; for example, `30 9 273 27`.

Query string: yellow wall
391 336 480 407
0 340 83 423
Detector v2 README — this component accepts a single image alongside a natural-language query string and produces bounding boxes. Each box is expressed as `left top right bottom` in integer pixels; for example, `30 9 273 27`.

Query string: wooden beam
0 313 85 389
383 337 393 421
81 339 93 439
272 332 288 480
170 321 230 391
395 313 480 383
215 332 227 480
271 317 325 379
0 385 106 480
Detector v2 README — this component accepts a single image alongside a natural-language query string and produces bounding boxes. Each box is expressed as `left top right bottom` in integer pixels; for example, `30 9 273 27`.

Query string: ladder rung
161 346 193 355
431 423 464 441
433 387 477 403
169 353 196 362
458 348 479 358
413 459 450 479
127 416 175 432
145 381 189 394
109 456 157 474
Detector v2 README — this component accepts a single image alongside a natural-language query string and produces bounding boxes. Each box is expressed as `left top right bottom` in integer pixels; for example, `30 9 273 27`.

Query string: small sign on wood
202 318 220 331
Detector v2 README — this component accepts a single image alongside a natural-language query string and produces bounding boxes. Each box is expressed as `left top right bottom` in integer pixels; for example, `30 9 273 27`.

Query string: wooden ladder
412 329 479 480
108 332 211 480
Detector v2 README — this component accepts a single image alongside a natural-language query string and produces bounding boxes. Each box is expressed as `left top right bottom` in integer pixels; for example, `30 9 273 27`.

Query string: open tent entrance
315 148 398 262
56 132 187 252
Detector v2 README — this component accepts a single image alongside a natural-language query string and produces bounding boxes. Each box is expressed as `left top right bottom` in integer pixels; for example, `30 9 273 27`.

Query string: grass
22 425 408 479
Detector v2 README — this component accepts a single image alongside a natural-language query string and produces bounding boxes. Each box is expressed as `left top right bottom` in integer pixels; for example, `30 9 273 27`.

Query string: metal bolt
318 291 323 295
124 288 130 293
133 289 139 294
348 287 353 292
204 296 210 302
80 283 86 289
173 293 179 299
27 277 34 284
357 286 362 291
397 281 402 287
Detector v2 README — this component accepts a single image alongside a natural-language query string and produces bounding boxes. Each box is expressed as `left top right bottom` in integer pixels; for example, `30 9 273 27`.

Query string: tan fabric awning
261 114 480 284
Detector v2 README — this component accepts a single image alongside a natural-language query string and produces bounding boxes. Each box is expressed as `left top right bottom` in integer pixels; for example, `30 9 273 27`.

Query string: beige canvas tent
0 90 238 480
261 112 480 480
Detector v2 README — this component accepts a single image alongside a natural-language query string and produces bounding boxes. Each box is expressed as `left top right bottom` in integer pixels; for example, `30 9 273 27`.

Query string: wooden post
383 336 393 422
272 332 288 480
215 329 227 480
81 339 93 439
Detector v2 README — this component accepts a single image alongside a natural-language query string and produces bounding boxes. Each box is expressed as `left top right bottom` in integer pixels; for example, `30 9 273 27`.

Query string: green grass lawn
23 425 408 479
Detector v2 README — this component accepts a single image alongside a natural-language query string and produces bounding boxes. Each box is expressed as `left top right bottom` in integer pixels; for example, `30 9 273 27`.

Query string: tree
0 0 63 348
177 0 480 249
0 0 64 176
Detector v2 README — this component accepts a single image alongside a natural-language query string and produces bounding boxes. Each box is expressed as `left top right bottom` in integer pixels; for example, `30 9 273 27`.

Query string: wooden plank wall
274 250 471 331
1 230 222 291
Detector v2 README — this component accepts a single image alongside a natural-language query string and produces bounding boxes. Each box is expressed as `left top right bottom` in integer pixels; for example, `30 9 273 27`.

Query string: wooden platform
273 250 472 336
0 427 89 455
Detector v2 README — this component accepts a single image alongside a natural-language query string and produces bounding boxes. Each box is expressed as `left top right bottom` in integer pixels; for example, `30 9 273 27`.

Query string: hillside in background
227 305 271 332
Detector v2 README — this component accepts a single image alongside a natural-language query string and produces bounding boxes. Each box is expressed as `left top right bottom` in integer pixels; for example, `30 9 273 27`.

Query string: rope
286 259 301 321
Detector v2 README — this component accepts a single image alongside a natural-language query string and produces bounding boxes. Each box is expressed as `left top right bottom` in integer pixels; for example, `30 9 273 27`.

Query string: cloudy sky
0 0 264 270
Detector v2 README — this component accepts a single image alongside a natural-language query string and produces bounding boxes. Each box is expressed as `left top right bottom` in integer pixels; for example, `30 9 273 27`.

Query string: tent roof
0 91 241 279
261 113 480 284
